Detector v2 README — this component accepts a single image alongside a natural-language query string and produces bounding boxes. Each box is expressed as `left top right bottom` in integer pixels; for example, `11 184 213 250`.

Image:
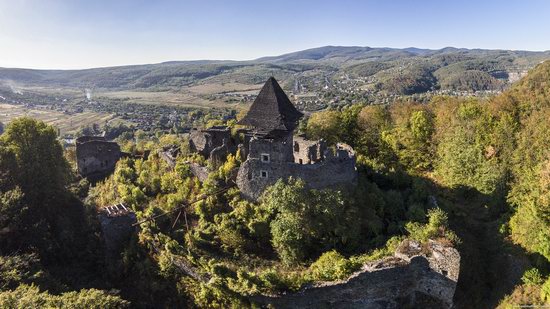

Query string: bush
308 250 358 281
497 283 544 309
262 178 360 265
405 208 460 244
0 284 130 308
541 277 550 303
522 268 544 286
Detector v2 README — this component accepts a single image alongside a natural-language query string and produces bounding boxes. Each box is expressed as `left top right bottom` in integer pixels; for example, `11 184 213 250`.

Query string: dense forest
2 60 550 308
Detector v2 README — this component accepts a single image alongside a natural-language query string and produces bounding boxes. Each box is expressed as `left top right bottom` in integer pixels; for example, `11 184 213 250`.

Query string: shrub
522 268 544 286
308 250 358 281
405 208 460 244
262 178 360 265
0 284 130 308
541 277 550 303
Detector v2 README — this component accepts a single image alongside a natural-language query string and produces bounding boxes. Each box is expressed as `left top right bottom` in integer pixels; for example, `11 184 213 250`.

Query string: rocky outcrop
251 240 460 309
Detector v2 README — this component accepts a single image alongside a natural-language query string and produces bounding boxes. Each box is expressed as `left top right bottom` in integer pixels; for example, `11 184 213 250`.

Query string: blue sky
1 0 549 69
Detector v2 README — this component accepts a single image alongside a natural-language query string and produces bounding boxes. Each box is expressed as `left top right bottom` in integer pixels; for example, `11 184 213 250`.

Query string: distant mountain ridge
1 46 550 95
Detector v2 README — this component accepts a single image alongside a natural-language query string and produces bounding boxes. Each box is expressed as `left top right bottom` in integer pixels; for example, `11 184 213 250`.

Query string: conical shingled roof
238 77 303 133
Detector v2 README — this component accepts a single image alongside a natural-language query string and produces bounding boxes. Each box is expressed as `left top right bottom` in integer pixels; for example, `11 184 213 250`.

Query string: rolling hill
1 46 550 109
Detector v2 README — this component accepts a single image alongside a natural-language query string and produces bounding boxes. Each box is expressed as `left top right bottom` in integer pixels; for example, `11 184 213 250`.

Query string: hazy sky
1 0 549 69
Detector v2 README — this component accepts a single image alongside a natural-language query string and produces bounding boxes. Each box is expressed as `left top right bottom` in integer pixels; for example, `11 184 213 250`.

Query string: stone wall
98 205 137 262
76 136 121 177
251 240 460 309
189 126 237 168
159 145 180 168
247 133 294 163
293 135 327 164
189 162 209 182
237 137 357 201
189 126 233 157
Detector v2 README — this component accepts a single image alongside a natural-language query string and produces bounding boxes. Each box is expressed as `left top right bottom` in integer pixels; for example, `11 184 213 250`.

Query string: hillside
1 46 550 137
1 46 549 97
4 58 550 308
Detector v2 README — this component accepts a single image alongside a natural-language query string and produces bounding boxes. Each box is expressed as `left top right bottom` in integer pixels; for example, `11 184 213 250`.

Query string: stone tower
236 77 357 201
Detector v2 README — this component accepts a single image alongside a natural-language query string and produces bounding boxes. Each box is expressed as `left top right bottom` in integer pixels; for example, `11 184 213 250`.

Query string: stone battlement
236 135 357 201
251 240 460 308
233 77 358 201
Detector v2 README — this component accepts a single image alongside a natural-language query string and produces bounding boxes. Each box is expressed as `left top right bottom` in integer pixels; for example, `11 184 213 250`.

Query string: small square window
261 153 270 162
260 170 268 178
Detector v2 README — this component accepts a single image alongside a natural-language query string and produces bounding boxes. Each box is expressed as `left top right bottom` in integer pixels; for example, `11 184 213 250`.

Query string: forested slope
2 61 550 308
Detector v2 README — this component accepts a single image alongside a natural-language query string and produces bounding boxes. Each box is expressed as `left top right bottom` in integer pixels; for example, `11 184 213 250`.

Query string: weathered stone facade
189 126 236 169
251 240 460 308
293 135 327 164
234 77 358 200
237 133 357 200
76 136 121 177
98 203 137 262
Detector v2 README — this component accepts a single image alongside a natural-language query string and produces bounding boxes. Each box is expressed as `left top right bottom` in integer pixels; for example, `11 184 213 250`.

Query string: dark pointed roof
238 77 303 133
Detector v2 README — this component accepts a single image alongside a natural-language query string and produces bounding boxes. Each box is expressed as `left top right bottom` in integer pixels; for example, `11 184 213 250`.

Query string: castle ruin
189 125 237 169
251 239 460 308
76 136 121 178
236 77 357 201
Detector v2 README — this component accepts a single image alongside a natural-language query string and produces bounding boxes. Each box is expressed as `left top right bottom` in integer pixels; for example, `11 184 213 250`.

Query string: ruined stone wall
189 162 209 182
293 136 327 164
76 136 121 177
251 240 460 309
237 140 357 201
189 126 233 157
247 133 294 163
210 141 231 169
98 208 137 262
189 126 237 169
289 150 357 189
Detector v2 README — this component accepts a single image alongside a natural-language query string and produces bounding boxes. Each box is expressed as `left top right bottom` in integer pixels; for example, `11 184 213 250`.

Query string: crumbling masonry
189 126 237 169
235 77 357 201
76 136 121 177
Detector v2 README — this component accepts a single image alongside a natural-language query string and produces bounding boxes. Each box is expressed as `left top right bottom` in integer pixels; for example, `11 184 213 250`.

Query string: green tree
356 105 396 166
306 110 343 145
0 117 69 205
261 179 360 264
434 102 505 195
0 284 130 308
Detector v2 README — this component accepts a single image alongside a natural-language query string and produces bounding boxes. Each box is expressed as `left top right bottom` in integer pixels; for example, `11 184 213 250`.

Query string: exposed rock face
251 240 460 309
76 136 121 178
